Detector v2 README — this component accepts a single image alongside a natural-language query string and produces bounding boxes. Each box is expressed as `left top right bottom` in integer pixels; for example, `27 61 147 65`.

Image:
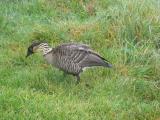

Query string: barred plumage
26 41 112 84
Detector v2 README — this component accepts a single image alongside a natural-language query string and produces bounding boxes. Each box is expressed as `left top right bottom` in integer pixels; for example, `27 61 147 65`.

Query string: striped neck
39 43 53 55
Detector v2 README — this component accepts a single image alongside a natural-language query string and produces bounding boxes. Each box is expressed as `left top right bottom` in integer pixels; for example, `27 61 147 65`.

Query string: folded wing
54 43 112 69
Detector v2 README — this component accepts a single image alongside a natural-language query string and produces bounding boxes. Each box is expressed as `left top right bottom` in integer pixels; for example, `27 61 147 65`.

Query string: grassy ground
0 0 160 119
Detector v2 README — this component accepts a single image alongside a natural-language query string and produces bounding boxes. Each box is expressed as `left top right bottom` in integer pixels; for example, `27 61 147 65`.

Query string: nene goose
26 41 112 84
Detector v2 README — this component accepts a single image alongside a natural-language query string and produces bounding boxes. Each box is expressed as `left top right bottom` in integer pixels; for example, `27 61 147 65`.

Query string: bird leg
76 74 80 84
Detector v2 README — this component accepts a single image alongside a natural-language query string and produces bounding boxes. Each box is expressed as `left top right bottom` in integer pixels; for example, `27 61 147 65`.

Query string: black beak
26 50 33 58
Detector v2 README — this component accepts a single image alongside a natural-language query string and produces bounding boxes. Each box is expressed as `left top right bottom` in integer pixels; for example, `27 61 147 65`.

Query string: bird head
26 41 48 57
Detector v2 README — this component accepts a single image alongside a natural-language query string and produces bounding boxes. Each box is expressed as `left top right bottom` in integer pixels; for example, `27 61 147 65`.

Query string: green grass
0 0 160 119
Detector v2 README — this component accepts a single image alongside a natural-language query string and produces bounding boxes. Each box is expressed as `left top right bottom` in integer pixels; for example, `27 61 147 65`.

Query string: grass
0 0 160 119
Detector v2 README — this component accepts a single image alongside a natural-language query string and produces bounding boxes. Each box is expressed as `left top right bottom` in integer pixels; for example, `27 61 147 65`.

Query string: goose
26 41 112 84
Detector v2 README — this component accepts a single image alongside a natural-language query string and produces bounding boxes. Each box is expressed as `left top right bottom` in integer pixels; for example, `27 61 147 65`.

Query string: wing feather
54 43 112 68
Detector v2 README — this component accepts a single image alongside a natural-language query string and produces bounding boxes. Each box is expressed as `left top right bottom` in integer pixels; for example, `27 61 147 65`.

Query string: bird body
26 41 112 83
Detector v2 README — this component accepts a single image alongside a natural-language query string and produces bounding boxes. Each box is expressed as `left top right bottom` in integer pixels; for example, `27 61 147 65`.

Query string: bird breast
44 52 56 65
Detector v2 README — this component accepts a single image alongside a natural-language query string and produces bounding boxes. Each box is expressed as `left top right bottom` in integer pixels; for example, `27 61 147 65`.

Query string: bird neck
43 47 53 55
39 43 53 55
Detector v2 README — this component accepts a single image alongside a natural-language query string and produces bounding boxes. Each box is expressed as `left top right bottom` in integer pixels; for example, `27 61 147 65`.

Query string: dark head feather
26 41 47 57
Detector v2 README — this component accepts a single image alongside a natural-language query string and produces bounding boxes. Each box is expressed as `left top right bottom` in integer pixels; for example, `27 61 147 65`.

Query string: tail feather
81 52 112 68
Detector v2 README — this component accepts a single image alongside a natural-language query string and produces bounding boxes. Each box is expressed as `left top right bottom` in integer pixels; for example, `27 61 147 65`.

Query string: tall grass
0 0 160 119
